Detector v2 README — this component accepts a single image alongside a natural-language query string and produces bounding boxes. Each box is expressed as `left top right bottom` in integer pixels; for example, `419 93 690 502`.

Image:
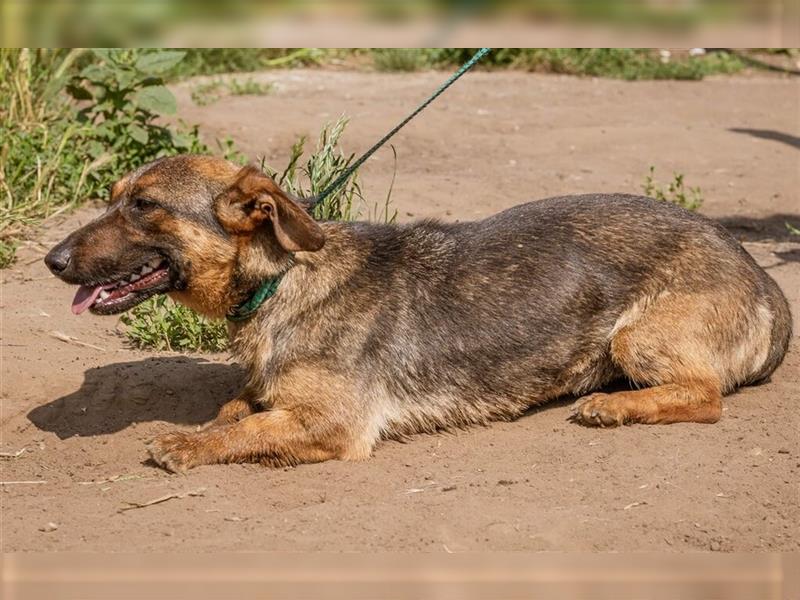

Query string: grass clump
169 48 748 81
120 296 228 353
171 49 329 80
1 48 89 263
167 48 750 81
228 78 273 97
0 240 18 269
268 117 369 222
642 166 703 211
519 48 744 80
121 117 389 353
191 77 273 106
190 79 225 106
374 48 745 80
371 49 430 72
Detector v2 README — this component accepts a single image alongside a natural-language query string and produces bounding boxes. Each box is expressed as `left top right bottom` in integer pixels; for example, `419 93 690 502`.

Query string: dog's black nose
45 244 72 274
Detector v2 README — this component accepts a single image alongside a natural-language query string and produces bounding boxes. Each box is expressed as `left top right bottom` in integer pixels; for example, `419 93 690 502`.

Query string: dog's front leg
148 407 367 473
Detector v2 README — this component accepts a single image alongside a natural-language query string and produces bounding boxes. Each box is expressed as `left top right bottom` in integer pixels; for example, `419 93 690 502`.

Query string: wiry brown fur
45 156 792 473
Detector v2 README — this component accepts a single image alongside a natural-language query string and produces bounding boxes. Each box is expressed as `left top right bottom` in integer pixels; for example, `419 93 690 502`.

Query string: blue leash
306 48 491 214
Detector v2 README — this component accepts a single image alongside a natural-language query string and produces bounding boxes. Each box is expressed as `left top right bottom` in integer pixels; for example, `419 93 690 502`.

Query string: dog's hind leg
202 384 266 430
197 387 262 431
571 288 772 426
571 381 722 426
202 396 258 429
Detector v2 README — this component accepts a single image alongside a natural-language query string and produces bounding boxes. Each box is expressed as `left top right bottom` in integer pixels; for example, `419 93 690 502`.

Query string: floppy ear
214 165 325 252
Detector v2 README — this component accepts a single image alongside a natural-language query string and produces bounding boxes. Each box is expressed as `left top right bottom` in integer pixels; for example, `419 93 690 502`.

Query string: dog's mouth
72 258 172 315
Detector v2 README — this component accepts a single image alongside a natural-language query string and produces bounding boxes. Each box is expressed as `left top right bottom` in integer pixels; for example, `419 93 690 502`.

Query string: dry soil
2 69 798 552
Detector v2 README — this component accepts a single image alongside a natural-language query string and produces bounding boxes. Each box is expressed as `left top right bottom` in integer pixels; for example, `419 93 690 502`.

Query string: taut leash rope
305 48 491 215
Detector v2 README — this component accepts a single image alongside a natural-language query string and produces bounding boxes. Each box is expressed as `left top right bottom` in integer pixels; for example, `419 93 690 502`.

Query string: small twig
119 487 206 512
23 254 47 266
623 501 647 510
23 275 55 282
77 473 146 486
0 448 26 459
49 330 106 352
1 480 47 485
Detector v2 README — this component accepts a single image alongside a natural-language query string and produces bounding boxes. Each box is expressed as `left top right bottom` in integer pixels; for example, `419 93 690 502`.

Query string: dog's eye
132 197 158 212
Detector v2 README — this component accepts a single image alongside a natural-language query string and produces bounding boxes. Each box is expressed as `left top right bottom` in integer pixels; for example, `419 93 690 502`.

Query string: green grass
1 49 91 262
120 117 388 353
642 166 704 211
190 77 273 106
267 117 369 223
417 48 746 80
228 77 273 97
170 49 330 80
0 239 18 269
170 49 748 81
371 49 430 72
189 79 225 106
120 296 228 353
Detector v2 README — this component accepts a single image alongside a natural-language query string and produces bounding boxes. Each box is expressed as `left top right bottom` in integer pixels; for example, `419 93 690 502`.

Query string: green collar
226 272 286 322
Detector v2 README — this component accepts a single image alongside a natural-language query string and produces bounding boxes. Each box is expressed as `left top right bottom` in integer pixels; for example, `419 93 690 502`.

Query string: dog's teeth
148 258 161 269
99 290 110 300
130 273 141 281
141 265 153 275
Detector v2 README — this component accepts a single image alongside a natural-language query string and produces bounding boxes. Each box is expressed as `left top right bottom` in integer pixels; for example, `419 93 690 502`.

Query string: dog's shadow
28 357 245 439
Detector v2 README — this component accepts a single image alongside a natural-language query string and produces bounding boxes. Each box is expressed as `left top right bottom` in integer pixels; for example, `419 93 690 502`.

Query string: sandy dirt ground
2 70 798 552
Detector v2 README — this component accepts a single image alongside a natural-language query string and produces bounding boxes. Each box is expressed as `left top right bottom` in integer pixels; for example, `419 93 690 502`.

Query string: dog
45 155 792 473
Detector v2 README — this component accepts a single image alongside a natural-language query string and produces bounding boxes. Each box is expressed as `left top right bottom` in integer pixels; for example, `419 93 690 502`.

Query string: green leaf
128 123 149 145
134 85 177 115
169 129 192 149
135 51 186 74
94 122 114 137
80 63 110 83
87 140 106 159
116 69 137 90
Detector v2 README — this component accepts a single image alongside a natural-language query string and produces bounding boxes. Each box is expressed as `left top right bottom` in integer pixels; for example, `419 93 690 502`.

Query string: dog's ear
214 165 325 252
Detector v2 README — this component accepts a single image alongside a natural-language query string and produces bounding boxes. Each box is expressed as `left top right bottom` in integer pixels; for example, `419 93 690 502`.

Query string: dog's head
45 155 325 318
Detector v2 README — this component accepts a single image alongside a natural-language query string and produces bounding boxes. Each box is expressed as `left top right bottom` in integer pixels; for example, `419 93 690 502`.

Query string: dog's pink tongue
71 285 103 315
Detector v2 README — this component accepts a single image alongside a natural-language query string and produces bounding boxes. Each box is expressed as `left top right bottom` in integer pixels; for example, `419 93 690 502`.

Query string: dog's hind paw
146 431 206 474
569 393 628 427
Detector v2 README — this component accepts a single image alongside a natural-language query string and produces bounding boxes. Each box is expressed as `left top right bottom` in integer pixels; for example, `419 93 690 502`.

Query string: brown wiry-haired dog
45 156 792 473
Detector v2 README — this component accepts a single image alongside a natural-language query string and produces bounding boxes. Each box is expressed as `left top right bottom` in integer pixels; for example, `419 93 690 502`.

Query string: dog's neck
225 271 288 322
230 222 364 324
226 222 367 395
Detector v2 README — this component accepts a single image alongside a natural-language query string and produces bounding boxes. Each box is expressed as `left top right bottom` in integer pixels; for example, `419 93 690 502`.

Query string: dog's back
240 193 790 439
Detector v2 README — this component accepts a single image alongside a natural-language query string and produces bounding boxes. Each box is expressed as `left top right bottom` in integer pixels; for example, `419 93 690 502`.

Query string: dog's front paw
147 431 207 474
569 393 628 427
